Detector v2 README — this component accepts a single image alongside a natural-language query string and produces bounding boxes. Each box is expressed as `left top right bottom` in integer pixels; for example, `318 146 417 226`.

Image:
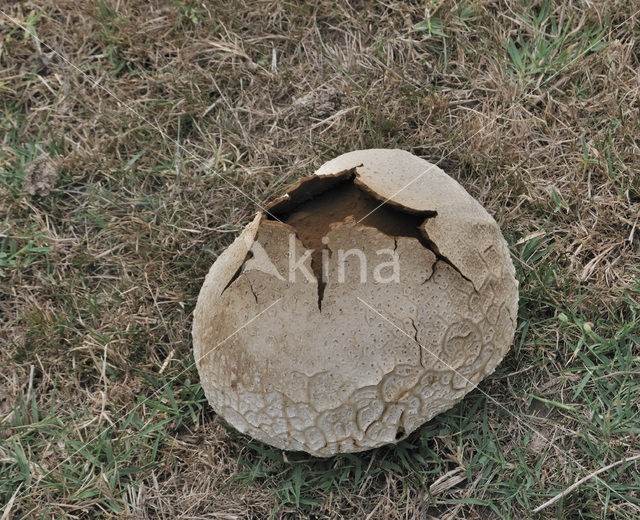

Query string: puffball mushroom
193 149 518 457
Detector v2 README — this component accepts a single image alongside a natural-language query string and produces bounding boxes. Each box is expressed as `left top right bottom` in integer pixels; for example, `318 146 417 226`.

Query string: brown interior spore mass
267 172 435 301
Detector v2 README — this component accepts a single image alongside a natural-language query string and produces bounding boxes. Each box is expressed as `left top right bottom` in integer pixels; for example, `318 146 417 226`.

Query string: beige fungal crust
193 149 518 457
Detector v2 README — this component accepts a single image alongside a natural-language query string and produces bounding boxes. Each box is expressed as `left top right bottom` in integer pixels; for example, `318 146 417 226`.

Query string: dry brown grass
1 0 639 518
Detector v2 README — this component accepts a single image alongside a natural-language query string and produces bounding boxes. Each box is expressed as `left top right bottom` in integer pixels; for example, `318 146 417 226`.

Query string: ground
0 0 639 518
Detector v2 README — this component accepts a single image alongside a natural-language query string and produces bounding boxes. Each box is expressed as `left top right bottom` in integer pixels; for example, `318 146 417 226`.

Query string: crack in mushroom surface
193 149 518 457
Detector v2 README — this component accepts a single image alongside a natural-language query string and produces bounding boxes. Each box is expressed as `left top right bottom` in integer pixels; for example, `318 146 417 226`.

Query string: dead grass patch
1 0 639 518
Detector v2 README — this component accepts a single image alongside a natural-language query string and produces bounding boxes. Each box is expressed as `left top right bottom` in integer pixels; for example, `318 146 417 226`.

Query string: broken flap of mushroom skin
193 149 518 457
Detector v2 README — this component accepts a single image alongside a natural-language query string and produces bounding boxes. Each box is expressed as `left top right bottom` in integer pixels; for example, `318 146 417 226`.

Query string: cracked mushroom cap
193 149 518 457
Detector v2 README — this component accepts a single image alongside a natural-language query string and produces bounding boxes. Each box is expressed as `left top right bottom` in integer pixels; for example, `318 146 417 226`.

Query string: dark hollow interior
269 176 434 302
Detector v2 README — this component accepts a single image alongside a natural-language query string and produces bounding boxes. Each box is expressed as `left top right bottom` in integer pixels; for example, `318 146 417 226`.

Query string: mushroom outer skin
192 149 518 457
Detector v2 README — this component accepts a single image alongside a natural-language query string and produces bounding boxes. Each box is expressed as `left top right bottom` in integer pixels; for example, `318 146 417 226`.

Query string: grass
504 2 608 80
1 0 639 518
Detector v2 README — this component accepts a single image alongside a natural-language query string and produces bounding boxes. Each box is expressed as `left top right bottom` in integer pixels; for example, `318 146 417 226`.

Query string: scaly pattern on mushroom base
193 149 518 457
